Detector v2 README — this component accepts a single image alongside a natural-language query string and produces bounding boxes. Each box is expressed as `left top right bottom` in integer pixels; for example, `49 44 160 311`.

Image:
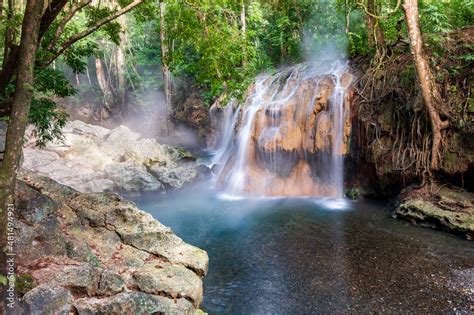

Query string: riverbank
7 171 208 314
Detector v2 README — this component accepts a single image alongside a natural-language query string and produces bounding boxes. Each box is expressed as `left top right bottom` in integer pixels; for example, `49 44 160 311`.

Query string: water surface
134 188 474 314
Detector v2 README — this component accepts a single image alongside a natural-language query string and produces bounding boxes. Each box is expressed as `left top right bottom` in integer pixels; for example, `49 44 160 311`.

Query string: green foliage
61 39 98 74
159 0 352 103
29 98 69 147
15 274 37 296
164 0 265 104
0 274 7 286
420 3 452 34
345 187 359 199
347 10 370 57
35 68 77 97
3 0 472 150
84 6 122 44
28 68 74 147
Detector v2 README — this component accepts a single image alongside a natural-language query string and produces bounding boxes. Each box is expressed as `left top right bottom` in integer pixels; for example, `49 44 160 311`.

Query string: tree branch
45 0 92 51
38 0 69 40
45 0 143 66
357 0 401 20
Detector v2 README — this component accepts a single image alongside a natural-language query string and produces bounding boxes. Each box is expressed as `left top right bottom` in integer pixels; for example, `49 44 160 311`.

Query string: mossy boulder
394 185 474 239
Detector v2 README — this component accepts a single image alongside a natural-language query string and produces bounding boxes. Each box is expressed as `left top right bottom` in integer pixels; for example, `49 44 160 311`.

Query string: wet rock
216 63 353 197
250 71 351 159
22 120 198 193
14 171 208 313
394 185 474 239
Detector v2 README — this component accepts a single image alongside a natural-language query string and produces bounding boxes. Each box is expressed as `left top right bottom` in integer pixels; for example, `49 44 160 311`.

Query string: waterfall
209 60 352 198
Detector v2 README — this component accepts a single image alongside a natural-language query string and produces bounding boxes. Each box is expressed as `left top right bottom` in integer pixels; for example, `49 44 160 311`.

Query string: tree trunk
366 0 385 54
86 64 92 85
0 0 44 271
115 14 127 114
95 57 112 120
240 0 247 67
160 1 171 135
3 0 15 69
403 0 448 171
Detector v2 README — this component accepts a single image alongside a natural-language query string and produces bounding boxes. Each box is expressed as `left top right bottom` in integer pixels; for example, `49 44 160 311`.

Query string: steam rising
123 89 200 150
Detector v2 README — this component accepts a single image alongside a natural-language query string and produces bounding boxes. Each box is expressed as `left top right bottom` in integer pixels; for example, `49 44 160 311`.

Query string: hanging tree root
353 52 447 190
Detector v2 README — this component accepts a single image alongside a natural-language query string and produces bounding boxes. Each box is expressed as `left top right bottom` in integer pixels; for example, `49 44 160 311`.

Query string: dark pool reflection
133 187 474 314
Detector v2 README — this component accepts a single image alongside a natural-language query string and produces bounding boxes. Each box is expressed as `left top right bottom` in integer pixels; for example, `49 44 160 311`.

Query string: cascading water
209 60 353 198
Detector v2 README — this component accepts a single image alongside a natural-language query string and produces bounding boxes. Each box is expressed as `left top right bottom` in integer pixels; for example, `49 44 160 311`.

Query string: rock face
13 171 208 314
22 120 197 193
394 185 474 239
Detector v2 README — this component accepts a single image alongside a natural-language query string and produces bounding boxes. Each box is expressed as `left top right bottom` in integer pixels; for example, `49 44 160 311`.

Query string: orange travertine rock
216 64 353 197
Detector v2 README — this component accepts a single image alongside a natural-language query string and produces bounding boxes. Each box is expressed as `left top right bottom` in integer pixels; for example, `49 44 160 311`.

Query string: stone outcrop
11 171 208 314
393 185 474 239
22 120 198 193
252 71 352 157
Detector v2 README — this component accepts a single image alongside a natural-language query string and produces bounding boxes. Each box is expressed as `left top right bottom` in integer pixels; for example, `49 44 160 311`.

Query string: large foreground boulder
22 120 198 193
393 185 474 239
9 171 208 314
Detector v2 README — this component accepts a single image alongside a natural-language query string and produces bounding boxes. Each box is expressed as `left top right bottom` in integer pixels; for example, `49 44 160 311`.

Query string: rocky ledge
394 185 474 239
10 171 208 314
21 120 198 193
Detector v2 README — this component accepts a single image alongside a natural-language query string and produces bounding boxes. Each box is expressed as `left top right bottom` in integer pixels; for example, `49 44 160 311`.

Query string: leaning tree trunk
2 0 15 69
240 0 247 67
0 0 44 269
160 0 171 135
115 14 127 113
95 57 112 120
403 0 448 171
